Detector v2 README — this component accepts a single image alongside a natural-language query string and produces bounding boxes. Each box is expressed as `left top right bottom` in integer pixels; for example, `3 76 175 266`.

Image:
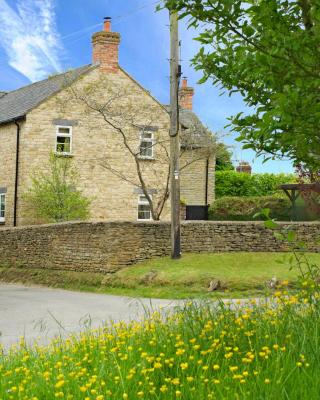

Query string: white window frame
137 194 152 221
55 125 72 155
0 193 6 223
139 129 154 159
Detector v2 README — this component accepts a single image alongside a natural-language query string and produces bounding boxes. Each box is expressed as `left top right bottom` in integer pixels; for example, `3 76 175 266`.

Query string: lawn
1 252 319 299
109 252 318 298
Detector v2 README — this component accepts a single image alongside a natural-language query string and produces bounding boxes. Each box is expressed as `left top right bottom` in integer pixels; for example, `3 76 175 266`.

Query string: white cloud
0 0 63 82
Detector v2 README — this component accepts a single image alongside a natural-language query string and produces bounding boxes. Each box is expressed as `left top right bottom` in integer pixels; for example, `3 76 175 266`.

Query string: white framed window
139 130 154 159
137 195 152 221
0 193 5 223
56 125 72 154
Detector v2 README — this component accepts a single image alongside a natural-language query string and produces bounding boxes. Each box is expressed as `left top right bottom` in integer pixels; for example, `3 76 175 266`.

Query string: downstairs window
138 195 152 220
0 193 5 222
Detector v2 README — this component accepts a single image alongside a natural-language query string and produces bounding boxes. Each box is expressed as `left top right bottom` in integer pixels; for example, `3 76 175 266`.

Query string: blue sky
0 0 294 173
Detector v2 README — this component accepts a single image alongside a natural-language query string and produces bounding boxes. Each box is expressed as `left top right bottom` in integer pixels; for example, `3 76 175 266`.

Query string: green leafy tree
162 0 320 170
24 153 91 223
216 143 234 171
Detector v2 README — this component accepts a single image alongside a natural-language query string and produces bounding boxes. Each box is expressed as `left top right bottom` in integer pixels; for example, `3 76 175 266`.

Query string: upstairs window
137 195 152 220
56 126 72 154
0 193 5 222
139 130 154 159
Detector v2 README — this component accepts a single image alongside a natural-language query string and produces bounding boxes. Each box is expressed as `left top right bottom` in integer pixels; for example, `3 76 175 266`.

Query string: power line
62 1 161 46
113 0 161 26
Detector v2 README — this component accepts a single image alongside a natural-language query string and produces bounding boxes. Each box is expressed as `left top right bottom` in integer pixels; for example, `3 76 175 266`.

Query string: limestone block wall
0 121 25 227
180 152 215 206
0 221 318 273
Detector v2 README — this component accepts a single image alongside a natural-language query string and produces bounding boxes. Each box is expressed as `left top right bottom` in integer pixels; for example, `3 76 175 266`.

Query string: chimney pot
104 17 112 32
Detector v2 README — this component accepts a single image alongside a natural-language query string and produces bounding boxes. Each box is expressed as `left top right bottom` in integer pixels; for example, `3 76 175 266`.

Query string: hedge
209 196 292 221
215 171 296 198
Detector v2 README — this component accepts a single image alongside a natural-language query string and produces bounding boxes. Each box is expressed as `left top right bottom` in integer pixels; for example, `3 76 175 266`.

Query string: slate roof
179 108 208 134
164 105 207 133
0 65 94 125
0 64 210 145
163 105 212 148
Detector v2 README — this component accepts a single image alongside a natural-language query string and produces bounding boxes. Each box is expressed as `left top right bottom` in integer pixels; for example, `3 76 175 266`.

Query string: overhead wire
62 0 161 47
113 0 161 26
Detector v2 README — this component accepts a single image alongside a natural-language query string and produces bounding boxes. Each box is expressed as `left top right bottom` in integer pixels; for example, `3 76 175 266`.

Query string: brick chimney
236 162 252 175
179 78 194 110
92 17 120 73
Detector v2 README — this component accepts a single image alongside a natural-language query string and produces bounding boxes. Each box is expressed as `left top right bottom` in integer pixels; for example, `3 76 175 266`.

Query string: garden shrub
209 196 292 221
215 171 296 198
23 153 91 223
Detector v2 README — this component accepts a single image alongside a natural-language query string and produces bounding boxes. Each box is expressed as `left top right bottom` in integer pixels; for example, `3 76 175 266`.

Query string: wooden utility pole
169 10 181 259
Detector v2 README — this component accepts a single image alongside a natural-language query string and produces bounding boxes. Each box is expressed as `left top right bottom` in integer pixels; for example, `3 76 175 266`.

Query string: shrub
209 196 292 221
23 153 91 223
215 171 296 198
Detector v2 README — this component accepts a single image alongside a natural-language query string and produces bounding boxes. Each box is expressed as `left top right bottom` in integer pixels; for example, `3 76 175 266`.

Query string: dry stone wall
0 221 318 273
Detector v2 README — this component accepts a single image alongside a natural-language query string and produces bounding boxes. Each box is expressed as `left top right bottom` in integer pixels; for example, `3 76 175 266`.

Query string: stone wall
0 121 25 227
0 221 318 273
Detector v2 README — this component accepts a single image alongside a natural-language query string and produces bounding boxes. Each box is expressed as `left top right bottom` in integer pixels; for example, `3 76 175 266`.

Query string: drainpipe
205 158 209 220
205 158 209 205
14 120 21 227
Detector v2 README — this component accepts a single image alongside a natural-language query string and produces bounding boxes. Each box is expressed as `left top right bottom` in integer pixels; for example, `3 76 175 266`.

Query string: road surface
0 284 180 349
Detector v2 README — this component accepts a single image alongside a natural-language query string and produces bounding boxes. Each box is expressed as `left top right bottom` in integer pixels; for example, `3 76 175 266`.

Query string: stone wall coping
182 220 320 226
1 219 319 233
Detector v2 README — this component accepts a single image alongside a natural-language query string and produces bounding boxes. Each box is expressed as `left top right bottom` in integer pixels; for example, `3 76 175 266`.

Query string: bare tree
59 76 216 220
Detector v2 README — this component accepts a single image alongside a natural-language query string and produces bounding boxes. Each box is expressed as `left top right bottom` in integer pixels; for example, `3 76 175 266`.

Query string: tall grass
1 284 319 399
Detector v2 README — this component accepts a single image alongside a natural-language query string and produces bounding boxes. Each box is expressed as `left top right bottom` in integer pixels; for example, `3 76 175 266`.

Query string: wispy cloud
0 0 63 82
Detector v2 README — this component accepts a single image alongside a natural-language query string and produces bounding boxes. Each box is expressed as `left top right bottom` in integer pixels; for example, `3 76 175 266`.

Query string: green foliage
215 143 234 171
1 296 320 398
24 153 91 223
209 195 292 221
260 212 320 283
162 0 320 170
215 171 296 198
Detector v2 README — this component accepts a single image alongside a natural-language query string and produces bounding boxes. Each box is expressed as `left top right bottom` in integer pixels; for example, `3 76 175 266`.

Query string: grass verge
1 291 319 399
1 252 319 299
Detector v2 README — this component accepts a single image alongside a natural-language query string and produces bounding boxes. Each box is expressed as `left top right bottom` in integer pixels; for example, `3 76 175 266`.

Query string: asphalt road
0 284 180 349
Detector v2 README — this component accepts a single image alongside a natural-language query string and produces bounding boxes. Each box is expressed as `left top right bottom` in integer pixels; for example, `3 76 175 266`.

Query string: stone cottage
0 18 215 227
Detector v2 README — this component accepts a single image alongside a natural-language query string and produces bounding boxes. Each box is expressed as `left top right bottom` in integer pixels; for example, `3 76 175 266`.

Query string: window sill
137 156 156 161
0 221 5 225
54 152 74 158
